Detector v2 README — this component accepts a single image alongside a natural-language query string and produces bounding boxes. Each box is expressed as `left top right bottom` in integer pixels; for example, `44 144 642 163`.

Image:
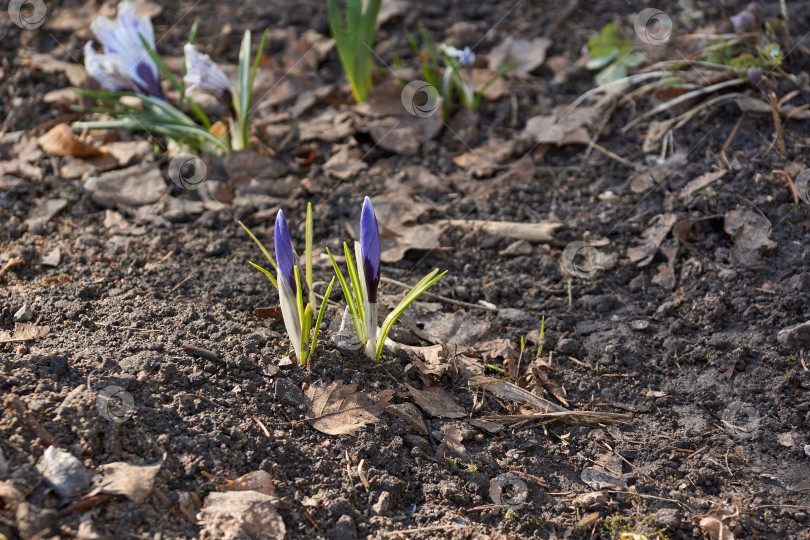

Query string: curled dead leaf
38 124 103 158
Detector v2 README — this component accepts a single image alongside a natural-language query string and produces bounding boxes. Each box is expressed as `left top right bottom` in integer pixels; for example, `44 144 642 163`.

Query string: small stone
15 502 59 539
14 304 32 322
326 514 357 540
36 446 90 497
629 319 650 331
0 447 8 479
777 320 810 348
274 378 305 406
278 356 295 369
372 491 391 516
654 507 682 530
804 445 810 458
49 356 68 378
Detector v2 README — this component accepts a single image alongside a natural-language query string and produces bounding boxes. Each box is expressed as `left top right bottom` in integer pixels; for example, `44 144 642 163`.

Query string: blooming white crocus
183 44 233 106
84 1 162 97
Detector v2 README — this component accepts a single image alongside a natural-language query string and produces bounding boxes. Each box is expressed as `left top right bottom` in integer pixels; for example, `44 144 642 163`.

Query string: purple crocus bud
274 209 302 360
183 44 233 105
274 209 296 291
87 1 162 98
360 196 380 303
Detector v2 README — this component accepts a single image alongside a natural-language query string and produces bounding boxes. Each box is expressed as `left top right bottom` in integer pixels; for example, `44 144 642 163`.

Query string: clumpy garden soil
2 0 810 538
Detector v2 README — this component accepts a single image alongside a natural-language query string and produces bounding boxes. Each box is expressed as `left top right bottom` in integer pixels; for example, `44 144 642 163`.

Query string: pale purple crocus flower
441 44 475 67
356 196 380 358
274 209 303 361
183 44 233 107
84 1 162 97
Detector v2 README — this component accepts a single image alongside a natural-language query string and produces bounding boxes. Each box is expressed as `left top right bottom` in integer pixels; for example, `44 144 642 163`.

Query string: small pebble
14 304 33 322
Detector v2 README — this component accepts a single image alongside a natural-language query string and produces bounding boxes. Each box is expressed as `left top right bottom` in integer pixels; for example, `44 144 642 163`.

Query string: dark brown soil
2 1 810 539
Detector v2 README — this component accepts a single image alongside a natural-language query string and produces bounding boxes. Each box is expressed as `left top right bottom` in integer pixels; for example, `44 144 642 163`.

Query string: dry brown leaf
629 152 686 193
471 69 509 100
436 425 468 461
452 139 516 178
419 310 492 352
521 115 590 145
626 213 678 267
322 144 368 181
84 163 166 207
367 114 443 155
406 384 465 418
96 462 161 504
0 323 51 343
198 491 286 540
38 124 103 158
468 376 569 412
298 108 354 142
736 95 810 120
305 380 393 436
25 198 68 229
699 517 735 540
679 170 727 200
222 471 276 498
488 36 552 74
724 207 776 267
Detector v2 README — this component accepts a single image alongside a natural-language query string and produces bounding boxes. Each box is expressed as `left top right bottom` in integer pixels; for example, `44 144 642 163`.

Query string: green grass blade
301 303 313 364
305 202 314 307
237 30 252 148
138 34 183 95
326 247 362 341
310 276 335 358
536 315 545 358
376 269 446 359
342 241 364 326
248 261 278 289
239 221 278 275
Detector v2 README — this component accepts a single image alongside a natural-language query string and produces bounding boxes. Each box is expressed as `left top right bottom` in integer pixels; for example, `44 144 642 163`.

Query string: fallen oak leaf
305 380 393 436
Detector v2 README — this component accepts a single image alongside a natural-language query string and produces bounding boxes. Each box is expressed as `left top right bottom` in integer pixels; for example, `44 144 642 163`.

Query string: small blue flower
441 44 475 67
183 44 233 105
85 1 162 97
274 209 296 291
360 196 380 303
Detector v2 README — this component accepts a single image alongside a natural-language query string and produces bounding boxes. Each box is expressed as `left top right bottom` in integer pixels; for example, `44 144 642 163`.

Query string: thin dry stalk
769 92 787 156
